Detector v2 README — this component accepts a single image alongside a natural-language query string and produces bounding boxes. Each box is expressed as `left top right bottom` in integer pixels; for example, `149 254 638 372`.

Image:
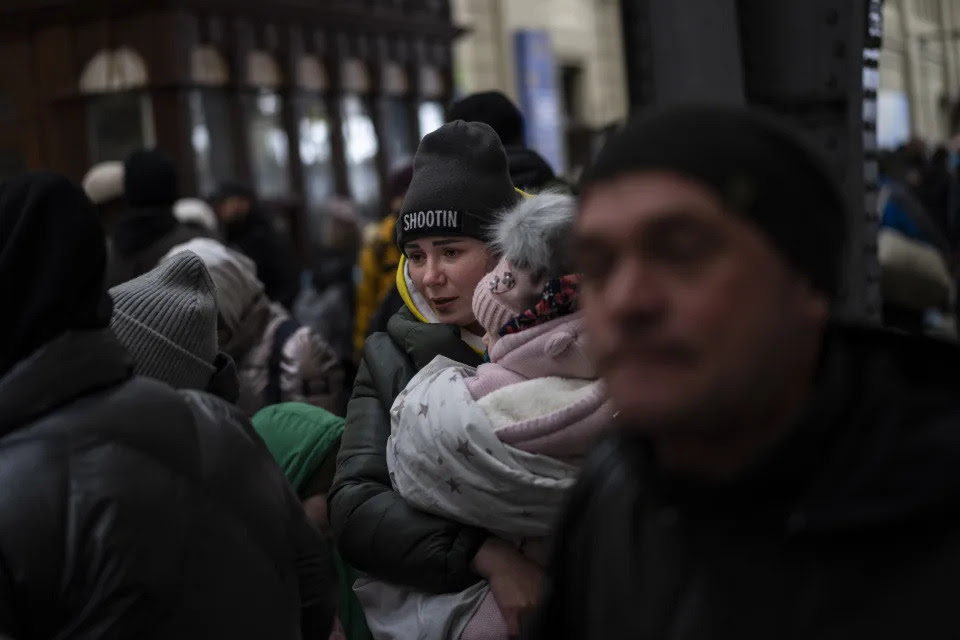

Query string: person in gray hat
109 250 239 402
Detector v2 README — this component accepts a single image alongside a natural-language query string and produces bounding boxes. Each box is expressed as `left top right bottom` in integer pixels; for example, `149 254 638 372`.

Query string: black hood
0 172 113 377
640 324 960 534
505 145 556 191
112 205 179 256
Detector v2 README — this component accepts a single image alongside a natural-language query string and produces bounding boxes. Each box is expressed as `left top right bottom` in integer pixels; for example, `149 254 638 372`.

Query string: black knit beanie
0 172 113 376
447 91 525 146
397 120 519 249
581 105 848 299
124 149 179 207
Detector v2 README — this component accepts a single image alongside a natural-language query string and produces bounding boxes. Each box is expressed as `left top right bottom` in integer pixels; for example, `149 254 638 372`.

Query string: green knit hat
251 402 345 497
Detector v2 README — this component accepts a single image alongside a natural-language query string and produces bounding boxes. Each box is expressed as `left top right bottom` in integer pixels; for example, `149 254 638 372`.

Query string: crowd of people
877 139 960 335
2 90 960 640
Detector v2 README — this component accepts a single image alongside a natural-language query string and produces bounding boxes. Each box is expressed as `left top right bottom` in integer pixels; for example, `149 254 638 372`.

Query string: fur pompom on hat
473 192 576 336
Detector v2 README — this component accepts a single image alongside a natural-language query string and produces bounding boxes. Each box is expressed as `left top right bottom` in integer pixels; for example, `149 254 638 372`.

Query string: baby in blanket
355 193 614 640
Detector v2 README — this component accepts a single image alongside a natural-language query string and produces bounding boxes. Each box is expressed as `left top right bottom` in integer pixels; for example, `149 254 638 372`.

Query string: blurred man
448 91 557 191
106 149 211 287
0 172 334 639
211 183 301 309
531 106 960 639
353 164 412 353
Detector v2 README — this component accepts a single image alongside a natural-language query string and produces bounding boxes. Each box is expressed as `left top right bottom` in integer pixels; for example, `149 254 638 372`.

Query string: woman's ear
485 248 500 272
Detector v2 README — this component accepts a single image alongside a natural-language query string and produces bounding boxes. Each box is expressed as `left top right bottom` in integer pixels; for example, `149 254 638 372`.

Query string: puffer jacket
0 329 335 639
329 258 488 593
531 324 960 640
164 238 345 417
106 206 210 287
237 301 346 417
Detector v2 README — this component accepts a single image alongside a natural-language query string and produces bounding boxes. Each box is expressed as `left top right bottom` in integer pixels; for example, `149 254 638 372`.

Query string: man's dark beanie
448 92 525 147
397 120 519 248
581 105 848 299
124 149 179 207
0 172 113 376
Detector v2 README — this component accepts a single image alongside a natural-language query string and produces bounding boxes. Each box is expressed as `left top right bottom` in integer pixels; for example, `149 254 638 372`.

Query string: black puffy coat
106 206 211 287
224 210 301 310
0 330 335 639
530 325 960 640
329 307 487 592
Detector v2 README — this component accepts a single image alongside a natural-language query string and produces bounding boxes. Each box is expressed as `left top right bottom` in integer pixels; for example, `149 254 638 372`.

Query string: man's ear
795 280 830 326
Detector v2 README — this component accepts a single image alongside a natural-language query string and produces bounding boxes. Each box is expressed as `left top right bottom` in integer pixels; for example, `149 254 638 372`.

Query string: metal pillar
618 0 883 322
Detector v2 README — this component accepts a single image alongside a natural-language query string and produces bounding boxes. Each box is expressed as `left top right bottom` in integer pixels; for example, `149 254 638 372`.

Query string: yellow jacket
353 215 402 354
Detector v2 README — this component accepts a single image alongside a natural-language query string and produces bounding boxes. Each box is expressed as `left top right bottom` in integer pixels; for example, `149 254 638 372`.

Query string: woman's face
405 236 494 327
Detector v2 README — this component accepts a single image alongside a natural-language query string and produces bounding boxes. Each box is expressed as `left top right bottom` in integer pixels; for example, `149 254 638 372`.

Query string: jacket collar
395 256 485 356
637 324 960 532
387 306 483 371
0 329 133 436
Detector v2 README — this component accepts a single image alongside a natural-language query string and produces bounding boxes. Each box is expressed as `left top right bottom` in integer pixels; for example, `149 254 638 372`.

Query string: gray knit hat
109 251 219 390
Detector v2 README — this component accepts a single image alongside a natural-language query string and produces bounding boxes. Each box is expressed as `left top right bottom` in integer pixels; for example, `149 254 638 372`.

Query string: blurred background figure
0 172 334 640
166 238 346 417
876 148 955 335
447 91 557 192
106 149 211 287
174 197 220 236
211 182 301 310
295 197 363 367
82 160 126 236
353 163 411 355
251 402 372 640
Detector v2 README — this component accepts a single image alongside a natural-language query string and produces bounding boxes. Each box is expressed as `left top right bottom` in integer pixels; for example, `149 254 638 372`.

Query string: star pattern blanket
354 356 578 640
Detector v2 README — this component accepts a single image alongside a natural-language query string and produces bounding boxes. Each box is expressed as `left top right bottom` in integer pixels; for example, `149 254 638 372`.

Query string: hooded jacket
329 256 488 593
165 239 345 417
106 206 211 287
0 329 335 639
354 214 404 354
505 146 556 192
531 324 960 640
222 201 301 309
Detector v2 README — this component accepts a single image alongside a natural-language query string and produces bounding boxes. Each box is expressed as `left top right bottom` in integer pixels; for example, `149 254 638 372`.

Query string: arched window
295 54 335 249
243 50 291 200
379 61 416 170
418 65 445 138
79 48 155 164
188 45 239 196
340 57 381 218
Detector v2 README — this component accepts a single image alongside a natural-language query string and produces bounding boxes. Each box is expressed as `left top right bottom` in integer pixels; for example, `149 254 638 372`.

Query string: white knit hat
109 251 219 390
174 198 218 232
82 161 125 206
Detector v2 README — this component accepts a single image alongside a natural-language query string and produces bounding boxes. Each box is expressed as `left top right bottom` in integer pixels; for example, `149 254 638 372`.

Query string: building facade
0 0 457 253
879 0 960 145
450 0 628 178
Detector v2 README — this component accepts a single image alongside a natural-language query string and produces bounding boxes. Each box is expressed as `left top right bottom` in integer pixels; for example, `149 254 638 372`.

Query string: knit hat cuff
473 274 519 337
111 308 215 389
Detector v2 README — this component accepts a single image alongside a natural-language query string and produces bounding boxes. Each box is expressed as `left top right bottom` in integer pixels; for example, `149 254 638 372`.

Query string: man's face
576 172 828 432
216 196 251 224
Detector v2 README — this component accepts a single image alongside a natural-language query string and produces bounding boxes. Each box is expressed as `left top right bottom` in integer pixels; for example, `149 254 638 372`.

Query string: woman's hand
471 537 544 637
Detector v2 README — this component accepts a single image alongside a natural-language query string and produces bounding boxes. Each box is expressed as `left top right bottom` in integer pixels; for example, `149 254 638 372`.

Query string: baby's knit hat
472 192 576 336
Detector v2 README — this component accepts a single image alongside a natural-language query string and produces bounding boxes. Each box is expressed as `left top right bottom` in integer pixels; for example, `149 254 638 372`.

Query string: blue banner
514 30 565 175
